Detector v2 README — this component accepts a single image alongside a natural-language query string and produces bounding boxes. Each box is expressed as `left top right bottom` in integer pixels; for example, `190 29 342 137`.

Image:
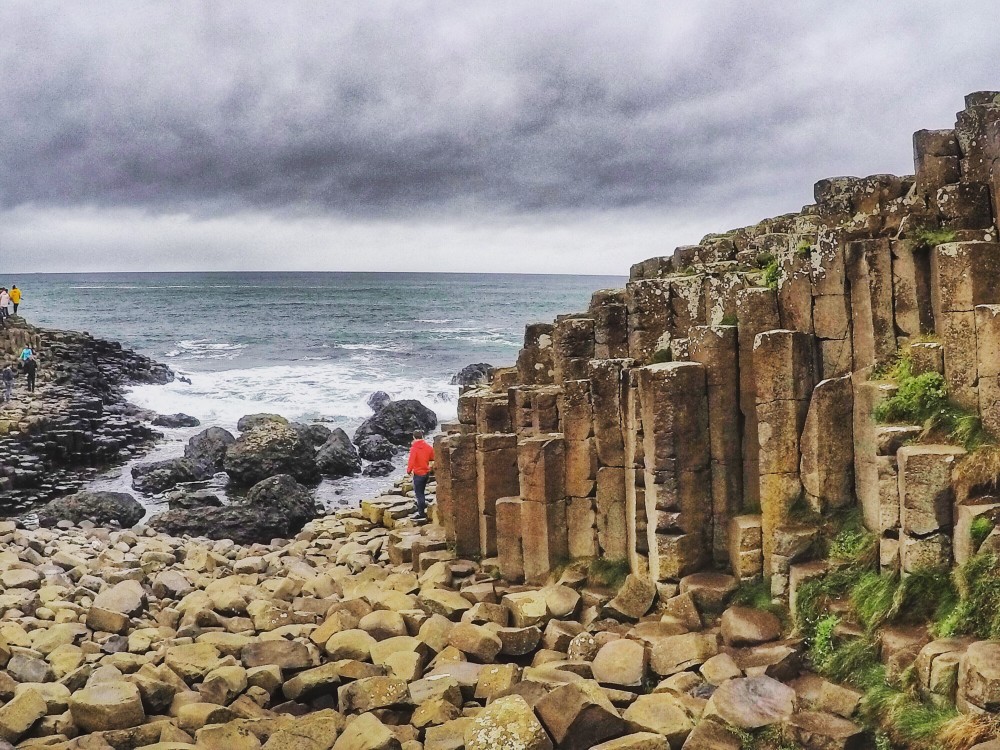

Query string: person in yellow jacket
9 286 20 316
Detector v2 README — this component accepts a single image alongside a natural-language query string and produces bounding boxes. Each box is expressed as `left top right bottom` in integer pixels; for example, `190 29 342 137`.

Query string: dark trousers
12 304 17 315
26 372 35 392
413 473 429 516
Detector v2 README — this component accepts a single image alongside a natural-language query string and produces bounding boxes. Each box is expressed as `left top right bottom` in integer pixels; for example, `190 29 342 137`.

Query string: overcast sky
2 1 999 275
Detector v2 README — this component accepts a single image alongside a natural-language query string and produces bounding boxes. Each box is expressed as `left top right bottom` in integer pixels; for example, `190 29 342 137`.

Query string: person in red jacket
407 429 434 521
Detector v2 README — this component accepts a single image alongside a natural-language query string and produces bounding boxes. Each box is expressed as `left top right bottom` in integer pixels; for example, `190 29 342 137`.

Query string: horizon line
4 269 630 278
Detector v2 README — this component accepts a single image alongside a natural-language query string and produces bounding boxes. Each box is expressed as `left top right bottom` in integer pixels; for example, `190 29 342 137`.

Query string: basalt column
559 380 599 559
688 325 742 561
476 434 519 558
635 361 711 582
589 359 634 565
590 289 629 359
516 434 569 583
735 287 780 512
754 329 815 583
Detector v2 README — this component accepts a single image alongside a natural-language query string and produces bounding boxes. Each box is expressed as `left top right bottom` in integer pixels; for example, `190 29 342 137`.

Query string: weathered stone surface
622 693 694 746
703 675 796 729
535 680 624 750
465 694 553 750
69 682 145 732
721 606 782 647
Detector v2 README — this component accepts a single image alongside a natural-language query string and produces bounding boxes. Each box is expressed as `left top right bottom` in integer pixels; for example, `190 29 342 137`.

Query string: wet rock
149 474 317 543
316 428 362 477
358 435 398 461
367 391 393 413
291 422 334 451
236 413 289 431
363 460 396 478
34 491 144 529
354 399 438 446
451 363 495 387
151 412 201 428
131 457 211 494
184 426 237 470
224 421 319 486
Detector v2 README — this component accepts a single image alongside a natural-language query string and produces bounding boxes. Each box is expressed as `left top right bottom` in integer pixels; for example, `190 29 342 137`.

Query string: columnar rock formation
435 91 1000 600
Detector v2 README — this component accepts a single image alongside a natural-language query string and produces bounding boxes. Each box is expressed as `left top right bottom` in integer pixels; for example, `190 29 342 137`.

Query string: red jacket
407 439 434 476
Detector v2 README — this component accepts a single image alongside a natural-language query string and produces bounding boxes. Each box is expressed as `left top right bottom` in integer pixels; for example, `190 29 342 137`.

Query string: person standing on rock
19 346 33 362
406 429 434 521
9 286 20 316
0 288 8 320
1 364 14 403
23 356 37 394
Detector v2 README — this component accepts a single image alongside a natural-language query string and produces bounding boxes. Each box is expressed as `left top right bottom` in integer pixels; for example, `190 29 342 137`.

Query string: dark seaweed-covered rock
353 399 437 446
362 460 395 478
131 458 212 494
316 428 362 477
34 491 144 529
184 427 236 471
357 434 398 461
451 363 495 387
224 422 319 487
151 413 201 428
291 422 333 452
366 391 392 413
149 474 317 544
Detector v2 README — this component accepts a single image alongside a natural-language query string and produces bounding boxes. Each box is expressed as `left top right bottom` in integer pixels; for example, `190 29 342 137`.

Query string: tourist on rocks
0 288 8 319
19 346 33 362
406 429 435 521
9 285 20 316
22 356 37 394
1 363 14 403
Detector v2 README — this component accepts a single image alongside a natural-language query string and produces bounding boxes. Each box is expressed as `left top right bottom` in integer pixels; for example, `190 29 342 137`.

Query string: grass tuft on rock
913 226 957 249
954 445 1000 501
873 356 990 450
933 552 1000 638
970 515 995 550
649 348 672 364
587 557 631 589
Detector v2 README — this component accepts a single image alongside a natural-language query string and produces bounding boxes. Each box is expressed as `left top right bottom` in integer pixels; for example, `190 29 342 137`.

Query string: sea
11 271 624 512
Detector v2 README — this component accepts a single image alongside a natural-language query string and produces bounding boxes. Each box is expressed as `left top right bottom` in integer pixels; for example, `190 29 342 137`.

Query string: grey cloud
2 1 1000 225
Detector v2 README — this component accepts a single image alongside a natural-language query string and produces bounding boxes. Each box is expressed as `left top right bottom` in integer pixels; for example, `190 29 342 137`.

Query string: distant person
1 364 13 403
0 289 8 319
19 347 33 362
406 429 435 521
9 286 20 316
22 356 37 394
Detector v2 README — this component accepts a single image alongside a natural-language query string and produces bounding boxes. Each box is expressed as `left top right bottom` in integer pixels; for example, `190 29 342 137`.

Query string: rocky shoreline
0 318 172 515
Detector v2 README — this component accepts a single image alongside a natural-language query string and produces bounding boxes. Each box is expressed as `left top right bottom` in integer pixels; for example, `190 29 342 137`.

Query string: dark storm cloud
2 1 1000 223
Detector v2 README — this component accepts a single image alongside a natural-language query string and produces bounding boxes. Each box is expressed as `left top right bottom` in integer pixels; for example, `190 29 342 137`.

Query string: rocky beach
4 91 1000 750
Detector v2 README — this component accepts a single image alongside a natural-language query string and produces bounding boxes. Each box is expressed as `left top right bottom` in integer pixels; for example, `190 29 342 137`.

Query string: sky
2 2 1000 275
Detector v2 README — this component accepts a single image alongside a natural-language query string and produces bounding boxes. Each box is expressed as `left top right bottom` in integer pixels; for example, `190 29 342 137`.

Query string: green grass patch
753 251 781 290
587 557 631 589
971 515 995 550
795 239 813 258
729 724 804 750
872 356 990 451
829 520 879 568
649 348 672 364
720 313 738 326
933 552 1000 639
914 226 957 249
731 577 788 623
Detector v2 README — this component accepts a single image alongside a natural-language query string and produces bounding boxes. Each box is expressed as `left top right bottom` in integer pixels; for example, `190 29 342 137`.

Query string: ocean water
10 271 624 509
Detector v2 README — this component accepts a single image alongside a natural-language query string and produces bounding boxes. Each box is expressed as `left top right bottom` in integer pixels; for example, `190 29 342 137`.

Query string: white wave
415 318 456 323
177 339 248 351
127 362 458 433
336 343 400 352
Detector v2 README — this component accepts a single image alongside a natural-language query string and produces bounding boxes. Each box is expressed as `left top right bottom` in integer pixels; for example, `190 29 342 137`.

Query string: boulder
451 363 495 387
333 711 401 750
721 606 782 646
291 422 333 451
621 693 694 745
354 399 438 446
184 426 237 470
236 413 289 431
224 421 319 486
592 639 647 687
150 474 317 544
131 457 211 494
242 640 312 670
959 640 1000 712
604 574 657 621
0 688 46 743
535 680 624 750
69 682 145 732
358 435 398 461
87 580 146 634
151 413 201 428
34 491 144 529
166 488 222 510
316 428 362 477
367 391 393 413
363 460 396 478
465 694 553 750
591 734 670 750
703 675 796 729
